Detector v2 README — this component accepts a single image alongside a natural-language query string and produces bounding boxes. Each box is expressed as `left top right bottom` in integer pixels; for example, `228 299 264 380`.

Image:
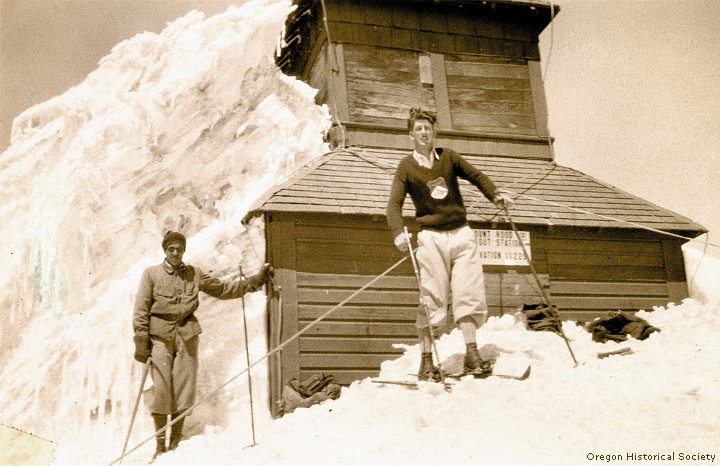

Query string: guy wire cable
543 1 556 82
514 191 718 247
467 163 559 224
501 204 579 366
319 0 339 72
339 146 714 249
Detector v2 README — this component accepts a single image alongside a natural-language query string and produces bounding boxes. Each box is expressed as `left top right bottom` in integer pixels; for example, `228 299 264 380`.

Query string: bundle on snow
277 374 341 416
586 311 660 343
519 303 562 333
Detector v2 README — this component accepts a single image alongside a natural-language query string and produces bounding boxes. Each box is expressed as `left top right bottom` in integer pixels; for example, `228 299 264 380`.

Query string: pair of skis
372 365 531 390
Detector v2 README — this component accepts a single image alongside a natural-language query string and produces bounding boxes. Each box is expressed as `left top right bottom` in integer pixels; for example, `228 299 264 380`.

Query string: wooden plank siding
535 233 677 322
445 54 536 133
277 0 558 147
342 44 539 137
339 126 554 158
323 2 543 60
262 209 697 413
295 273 417 385
294 270 549 385
265 218 300 417
309 43 351 121
527 60 549 137
344 45 435 128
284 212 683 319
268 214 551 388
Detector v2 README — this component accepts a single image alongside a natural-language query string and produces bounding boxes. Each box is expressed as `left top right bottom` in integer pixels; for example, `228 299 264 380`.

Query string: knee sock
169 412 185 450
152 413 168 454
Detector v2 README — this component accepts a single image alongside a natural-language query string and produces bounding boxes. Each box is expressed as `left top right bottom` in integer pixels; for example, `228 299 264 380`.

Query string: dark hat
162 231 186 250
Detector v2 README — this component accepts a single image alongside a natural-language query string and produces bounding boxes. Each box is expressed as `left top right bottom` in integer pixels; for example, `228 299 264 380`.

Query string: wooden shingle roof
245 147 706 236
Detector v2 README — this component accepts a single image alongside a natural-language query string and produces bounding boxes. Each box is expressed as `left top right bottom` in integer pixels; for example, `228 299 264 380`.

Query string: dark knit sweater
386 148 499 237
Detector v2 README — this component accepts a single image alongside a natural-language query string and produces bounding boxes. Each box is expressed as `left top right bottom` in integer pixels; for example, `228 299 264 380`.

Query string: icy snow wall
0 0 330 455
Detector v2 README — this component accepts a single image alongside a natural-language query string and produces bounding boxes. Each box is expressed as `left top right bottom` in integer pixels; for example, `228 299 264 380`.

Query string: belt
151 313 191 324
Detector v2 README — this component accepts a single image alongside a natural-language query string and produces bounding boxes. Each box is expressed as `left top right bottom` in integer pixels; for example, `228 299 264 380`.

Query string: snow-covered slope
144 290 720 466
0 0 330 460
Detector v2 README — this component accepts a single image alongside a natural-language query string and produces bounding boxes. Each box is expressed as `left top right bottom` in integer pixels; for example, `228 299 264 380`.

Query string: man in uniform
133 230 273 458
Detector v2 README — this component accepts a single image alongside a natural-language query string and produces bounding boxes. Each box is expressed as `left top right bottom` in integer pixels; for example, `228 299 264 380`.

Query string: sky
0 0 239 151
1 0 718 252
538 0 720 258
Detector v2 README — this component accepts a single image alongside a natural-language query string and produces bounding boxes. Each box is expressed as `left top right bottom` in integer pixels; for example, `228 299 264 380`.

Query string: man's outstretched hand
393 231 413 252
492 190 514 209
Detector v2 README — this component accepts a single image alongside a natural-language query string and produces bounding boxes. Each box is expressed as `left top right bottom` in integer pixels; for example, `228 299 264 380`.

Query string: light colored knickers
415 225 488 329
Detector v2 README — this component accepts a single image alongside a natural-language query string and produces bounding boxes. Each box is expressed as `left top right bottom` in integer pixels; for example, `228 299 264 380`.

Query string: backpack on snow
520 303 562 333
278 373 341 417
288 374 334 397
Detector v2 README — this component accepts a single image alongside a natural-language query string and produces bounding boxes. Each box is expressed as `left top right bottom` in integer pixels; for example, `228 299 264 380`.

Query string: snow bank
148 295 720 466
0 0 331 462
684 244 720 305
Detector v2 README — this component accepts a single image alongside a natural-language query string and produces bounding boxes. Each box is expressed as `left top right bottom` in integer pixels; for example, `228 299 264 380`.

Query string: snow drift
0 0 330 459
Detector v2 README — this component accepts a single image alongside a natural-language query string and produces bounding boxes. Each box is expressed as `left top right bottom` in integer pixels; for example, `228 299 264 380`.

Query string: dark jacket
133 261 257 342
587 311 660 343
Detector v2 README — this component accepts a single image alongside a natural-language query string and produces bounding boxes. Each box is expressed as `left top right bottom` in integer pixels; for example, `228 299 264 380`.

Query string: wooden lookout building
242 0 707 416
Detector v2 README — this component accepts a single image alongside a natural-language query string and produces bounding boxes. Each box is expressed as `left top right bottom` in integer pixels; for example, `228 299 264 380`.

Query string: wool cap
162 231 186 250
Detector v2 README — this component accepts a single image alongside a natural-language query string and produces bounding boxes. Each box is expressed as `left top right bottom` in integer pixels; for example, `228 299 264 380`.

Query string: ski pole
119 358 151 464
241 229 285 414
403 227 448 387
239 265 257 447
500 204 578 366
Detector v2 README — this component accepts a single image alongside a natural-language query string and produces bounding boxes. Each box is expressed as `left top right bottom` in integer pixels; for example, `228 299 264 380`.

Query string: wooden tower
278 0 556 157
245 0 706 416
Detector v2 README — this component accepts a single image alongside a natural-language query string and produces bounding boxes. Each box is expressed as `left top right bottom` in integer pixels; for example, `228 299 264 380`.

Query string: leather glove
133 334 151 363
261 263 275 278
393 231 412 252
492 190 514 209
248 263 274 290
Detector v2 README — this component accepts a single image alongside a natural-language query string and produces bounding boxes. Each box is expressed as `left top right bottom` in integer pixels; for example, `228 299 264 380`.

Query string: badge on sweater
427 177 448 199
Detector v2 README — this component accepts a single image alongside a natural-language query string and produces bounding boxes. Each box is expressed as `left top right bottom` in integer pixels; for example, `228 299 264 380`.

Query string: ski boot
418 352 442 382
169 412 185 451
464 344 493 378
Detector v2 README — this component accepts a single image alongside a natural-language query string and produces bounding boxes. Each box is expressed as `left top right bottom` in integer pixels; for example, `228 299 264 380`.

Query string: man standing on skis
132 230 273 458
386 108 512 381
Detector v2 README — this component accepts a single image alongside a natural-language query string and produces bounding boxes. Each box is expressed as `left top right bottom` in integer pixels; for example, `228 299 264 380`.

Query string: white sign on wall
474 229 531 266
